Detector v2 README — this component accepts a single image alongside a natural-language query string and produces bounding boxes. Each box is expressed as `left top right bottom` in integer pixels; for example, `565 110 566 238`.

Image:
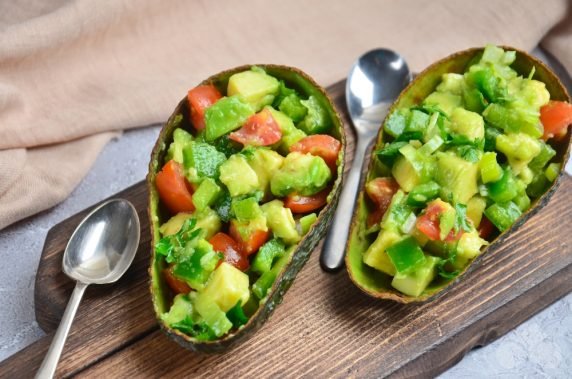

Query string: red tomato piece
478 216 495 240
163 266 191 294
289 134 341 170
229 221 270 256
209 232 250 271
188 84 222 131
229 109 282 146
540 101 572 141
155 160 195 214
284 187 329 214
415 200 463 242
365 178 399 227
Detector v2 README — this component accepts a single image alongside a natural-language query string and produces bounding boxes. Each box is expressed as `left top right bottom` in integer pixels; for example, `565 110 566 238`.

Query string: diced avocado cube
194 207 222 240
496 133 541 175
204 96 254 141
436 73 465 95
438 207 455 241
261 200 300 244
279 93 308 123
167 128 193 164
466 196 487 227
252 238 286 274
363 230 403 276
381 190 409 232
227 68 280 112
266 106 307 153
392 155 420 192
192 178 222 211
159 212 193 236
219 154 260 197
270 152 331 197
479 152 503 184
449 108 484 141
193 293 232 338
299 213 318 235
518 79 550 109
386 237 426 274
423 92 462 116
406 110 430 133
183 141 227 182
197 262 250 313
462 87 486 113
297 96 332 134
391 256 440 297
435 152 478 204
161 294 193 326
457 230 488 260
245 147 284 195
231 197 263 222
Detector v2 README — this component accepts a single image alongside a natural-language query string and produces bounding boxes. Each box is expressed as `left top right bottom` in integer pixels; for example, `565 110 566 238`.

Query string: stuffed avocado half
347 45 571 303
148 65 344 350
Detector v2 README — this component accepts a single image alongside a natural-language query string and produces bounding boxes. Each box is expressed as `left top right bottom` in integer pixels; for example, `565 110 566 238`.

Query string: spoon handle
321 136 372 272
35 282 88 379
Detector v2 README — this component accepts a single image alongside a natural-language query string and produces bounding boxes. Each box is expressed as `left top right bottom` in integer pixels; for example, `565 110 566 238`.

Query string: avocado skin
147 65 345 351
345 46 571 304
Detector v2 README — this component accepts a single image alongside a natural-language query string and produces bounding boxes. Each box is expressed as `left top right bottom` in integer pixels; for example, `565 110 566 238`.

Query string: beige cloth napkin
0 0 570 230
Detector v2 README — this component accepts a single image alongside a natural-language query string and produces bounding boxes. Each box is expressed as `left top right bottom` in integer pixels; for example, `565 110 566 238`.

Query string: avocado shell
346 46 572 304
147 65 346 351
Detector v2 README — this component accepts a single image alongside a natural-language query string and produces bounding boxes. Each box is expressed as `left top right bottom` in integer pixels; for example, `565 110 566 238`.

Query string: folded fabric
0 0 570 230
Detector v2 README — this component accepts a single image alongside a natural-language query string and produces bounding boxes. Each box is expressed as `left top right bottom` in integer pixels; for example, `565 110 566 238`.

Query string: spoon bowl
36 199 140 379
320 48 411 272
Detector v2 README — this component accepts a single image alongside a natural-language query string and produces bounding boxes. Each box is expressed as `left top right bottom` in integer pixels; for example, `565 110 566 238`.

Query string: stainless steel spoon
36 199 140 379
320 49 411 272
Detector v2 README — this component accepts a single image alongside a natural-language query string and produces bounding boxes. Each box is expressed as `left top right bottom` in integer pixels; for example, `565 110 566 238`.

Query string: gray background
1 49 571 376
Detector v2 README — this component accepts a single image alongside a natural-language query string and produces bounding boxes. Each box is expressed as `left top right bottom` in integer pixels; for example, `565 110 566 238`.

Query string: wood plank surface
1 80 572 378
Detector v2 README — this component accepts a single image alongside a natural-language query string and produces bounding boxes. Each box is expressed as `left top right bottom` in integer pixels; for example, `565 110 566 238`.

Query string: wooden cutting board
2 80 572 379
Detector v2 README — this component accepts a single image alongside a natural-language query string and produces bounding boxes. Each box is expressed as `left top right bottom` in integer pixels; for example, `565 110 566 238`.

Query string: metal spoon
320 49 411 272
36 199 140 379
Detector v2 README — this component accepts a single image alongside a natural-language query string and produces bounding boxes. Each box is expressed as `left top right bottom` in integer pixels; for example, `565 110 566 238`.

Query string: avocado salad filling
362 45 571 297
154 67 341 340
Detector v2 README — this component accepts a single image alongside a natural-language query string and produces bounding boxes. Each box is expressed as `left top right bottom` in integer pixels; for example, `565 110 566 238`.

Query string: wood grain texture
2 80 572 378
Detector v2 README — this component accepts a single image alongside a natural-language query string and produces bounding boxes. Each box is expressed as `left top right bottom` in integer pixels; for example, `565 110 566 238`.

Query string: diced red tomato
365 178 399 227
416 200 463 242
229 109 282 146
209 232 249 271
163 266 191 294
284 187 329 213
229 221 270 256
478 216 495 240
290 135 341 170
155 160 195 214
188 84 222 131
540 101 572 141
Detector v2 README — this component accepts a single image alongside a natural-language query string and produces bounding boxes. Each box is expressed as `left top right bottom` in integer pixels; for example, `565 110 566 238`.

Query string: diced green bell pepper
252 246 295 299
251 238 285 275
226 301 248 329
192 178 222 211
231 197 263 222
484 202 522 232
299 213 318 235
167 128 193 163
479 152 503 184
545 163 561 182
487 168 517 203
483 103 542 138
529 141 556 171
183 141 227 182
173 240 222 291
297 96 332 134
484 125 502 152
204 96 254 141
384 109 409 138
406 181 440 207
386 237 426 274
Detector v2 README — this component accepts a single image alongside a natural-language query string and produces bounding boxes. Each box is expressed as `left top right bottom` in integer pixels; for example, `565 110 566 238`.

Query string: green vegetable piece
252 246 295 299
231 197 262 222
496 133 541 174
156 218 201 263
219 154 260 197
484 202 522 231
435 152 479 204
193 292 233 338
423 92 462 116
487 168 518 203
204 96 254 141
462 87 486 113
270 152 331 197
279 94 308 123
376 141 408 166
418 135 444 156
192 178 222 211
406 181 440 206
479 152 503 183
384 109 409 138
161 294 194 327
244 146 285 195
529 141 556 172
261 200 300 244
392 155 420 192
483 103 542 138
363 230 402 276
484 126 502 152
386 237 427 274
406 109 430 133
545 163 561 182
212 134 242 158
449 108 485 141
391 256 440 297
299 213 318 235
252 238 286 274
466 196 487 227
167 128 193 163
454 203 472 233
513 193 531 212
381 190 411 231
183 141 227 182
226 301 248 329
526 171 550 198
173 240 222 290
266 106 307 153
438 207 456 240
297 96 332 134
227 68 280 111
212 189 233 222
